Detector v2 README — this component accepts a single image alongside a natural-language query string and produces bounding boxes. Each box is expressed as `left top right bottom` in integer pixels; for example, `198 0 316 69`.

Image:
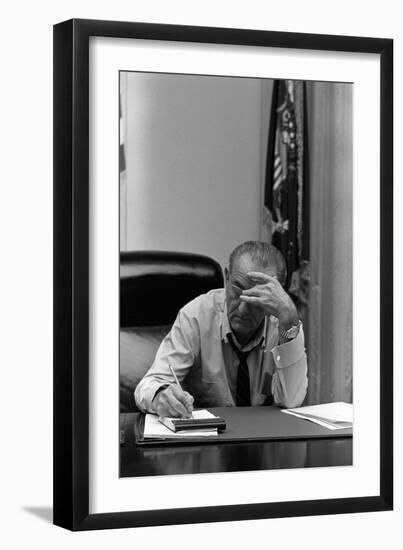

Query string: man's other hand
153 384 194 418
241 271 298 328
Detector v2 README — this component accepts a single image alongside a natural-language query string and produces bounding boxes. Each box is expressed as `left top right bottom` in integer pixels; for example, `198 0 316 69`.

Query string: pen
168 363 182 390
168 363 193 417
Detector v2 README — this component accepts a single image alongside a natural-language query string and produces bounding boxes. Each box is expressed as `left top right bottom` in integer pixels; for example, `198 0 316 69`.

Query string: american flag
262 79 309 293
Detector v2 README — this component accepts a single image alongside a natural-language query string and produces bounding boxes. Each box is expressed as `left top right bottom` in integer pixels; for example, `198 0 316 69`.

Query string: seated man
135 241 307 417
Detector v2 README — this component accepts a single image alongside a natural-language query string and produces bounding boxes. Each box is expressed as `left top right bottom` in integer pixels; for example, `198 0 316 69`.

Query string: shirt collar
220 300 269 352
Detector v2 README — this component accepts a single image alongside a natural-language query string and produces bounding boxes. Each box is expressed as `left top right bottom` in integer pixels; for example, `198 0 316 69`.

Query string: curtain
306 81 353 405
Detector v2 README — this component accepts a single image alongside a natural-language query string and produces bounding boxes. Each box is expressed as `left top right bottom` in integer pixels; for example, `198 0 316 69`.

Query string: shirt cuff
135 381 169 414
270 330 305 369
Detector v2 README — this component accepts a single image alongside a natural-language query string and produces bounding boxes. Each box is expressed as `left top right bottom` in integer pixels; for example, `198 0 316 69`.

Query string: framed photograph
53 19 393 530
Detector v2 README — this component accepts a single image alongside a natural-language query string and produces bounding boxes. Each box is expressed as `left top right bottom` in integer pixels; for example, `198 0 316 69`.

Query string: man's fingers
241 286 266 297
239 295 262 304
240 295 275 315
170 385 194 414
184 392 194 405
171 384 189 403
247 271 277 283
170 383 183 397
183 391 194 410
159 392 191 418
168 398 191 418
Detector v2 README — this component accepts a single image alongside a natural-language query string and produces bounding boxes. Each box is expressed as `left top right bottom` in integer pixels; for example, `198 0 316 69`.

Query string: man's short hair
229 241 287 286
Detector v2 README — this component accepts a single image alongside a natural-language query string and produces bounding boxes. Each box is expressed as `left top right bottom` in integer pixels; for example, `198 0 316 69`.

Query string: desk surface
120 408 352 478
136 406 352 446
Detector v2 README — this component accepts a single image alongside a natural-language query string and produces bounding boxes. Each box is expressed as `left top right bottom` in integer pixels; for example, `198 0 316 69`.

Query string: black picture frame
53 18 393 531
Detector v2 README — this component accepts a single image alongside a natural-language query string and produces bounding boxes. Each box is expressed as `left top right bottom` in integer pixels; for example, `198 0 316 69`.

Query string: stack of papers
144 409 219 439
281 402 353 430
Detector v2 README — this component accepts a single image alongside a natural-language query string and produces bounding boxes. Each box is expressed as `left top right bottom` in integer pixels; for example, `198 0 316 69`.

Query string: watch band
279 320 301 342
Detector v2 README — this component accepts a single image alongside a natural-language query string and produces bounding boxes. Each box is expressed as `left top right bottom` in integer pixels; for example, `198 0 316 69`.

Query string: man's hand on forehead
247 271 278 284
239 271 298 325
231 271 272 288
236 272 278 294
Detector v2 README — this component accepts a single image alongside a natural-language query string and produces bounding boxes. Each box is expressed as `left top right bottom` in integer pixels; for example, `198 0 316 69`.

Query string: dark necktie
227 334 251 406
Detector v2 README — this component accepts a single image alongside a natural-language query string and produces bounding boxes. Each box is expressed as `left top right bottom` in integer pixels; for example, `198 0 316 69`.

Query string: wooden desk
120 409 352 478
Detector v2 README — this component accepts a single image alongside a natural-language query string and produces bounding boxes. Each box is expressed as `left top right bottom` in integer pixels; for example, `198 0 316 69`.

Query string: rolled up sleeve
270 327 308 408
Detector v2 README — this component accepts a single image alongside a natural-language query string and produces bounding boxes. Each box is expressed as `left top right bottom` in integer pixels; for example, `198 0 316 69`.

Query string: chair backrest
120 250 224 327
120 250 224 412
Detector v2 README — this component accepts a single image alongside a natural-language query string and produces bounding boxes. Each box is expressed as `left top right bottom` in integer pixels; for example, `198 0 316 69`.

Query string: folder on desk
281 402 353 430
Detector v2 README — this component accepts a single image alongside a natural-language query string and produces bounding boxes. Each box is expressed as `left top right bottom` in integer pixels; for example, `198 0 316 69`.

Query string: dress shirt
134 288 308 413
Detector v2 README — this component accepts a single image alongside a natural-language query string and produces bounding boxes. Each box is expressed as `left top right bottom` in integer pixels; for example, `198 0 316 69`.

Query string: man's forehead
231 253 277 276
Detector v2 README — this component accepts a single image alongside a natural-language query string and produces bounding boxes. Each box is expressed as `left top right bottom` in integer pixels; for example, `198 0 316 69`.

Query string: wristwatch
279 320 301 342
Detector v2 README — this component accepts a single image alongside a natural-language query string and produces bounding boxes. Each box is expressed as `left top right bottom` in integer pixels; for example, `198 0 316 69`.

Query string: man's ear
224 267 229 284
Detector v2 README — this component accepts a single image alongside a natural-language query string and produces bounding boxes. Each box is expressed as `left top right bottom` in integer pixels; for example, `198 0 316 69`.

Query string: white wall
122 71 267 268
1 1 402 549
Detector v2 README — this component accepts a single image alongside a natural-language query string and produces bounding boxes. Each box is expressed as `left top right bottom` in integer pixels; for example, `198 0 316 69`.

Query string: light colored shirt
135 289 308 413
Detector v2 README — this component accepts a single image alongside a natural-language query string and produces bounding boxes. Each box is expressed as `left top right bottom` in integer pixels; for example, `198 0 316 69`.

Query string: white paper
281 402 353 430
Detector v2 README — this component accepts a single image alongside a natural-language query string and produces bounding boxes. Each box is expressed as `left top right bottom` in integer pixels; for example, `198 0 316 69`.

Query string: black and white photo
119 71 353 476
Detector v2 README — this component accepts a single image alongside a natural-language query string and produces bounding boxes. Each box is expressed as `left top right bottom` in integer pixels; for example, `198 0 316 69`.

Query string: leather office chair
120 251 224 412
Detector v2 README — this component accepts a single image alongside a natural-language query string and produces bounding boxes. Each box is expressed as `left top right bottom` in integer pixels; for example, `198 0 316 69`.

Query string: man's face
225 253 278 343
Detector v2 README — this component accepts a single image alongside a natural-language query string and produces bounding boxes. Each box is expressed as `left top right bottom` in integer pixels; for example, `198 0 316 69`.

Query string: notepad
159 413 226 432
281 402 353 430
144 409 221 439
